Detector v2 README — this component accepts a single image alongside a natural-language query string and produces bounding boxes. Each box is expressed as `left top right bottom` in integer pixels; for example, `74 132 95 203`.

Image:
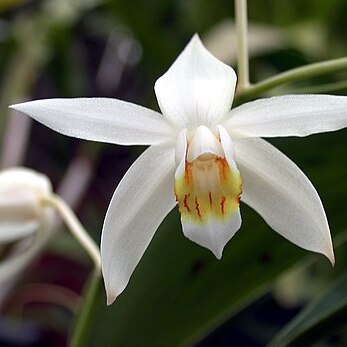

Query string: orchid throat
174 125 242 257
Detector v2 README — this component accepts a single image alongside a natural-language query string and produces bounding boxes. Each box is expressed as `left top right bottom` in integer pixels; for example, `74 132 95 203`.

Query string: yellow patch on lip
175 155 242 224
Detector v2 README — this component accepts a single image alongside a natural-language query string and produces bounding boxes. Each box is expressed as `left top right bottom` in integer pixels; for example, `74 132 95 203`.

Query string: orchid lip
175 126 242 225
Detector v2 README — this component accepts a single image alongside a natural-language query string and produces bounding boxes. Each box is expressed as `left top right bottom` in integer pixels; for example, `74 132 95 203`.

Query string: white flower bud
0 167 54 243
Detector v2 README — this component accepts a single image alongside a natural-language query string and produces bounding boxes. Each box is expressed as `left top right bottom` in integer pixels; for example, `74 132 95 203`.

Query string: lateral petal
10 98 175 146
226 94 347 138
234 137 334 264
155 34 237 129
101 144 176 304
0 221 39 243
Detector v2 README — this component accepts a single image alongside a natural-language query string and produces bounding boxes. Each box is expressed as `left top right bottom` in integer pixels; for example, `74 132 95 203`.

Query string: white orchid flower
10 35 347 305
0 168 54 283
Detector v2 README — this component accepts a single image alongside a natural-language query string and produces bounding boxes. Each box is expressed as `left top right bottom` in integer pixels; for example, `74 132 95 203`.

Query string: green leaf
268 272 347 347
88 130 347 347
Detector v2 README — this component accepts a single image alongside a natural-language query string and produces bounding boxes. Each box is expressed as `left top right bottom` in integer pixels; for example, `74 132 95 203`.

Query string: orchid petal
0 168 52 196
101 143 176 304
181 210 241 259
218 125 238 171
0 221 39 243
0 193 40 219
186 126 224 162
234 137 334 264
155 34 237 129
226 94 347 138
175 129 187 176
10 98 174 146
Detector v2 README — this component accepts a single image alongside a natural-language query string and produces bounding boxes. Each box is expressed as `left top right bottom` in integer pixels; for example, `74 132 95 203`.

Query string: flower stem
69 270 102 347
41 195 103 347
41 194 101 271
286 79 347 95
235 56 347 103
235 0 250 90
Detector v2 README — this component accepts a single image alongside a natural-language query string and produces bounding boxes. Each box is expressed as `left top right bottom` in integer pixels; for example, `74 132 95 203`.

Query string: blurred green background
1 0 347 346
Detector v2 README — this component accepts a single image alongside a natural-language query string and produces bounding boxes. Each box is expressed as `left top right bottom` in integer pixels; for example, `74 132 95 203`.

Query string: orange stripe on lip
195 196 202 220
221 196 226 215
184 194 191 212
175 156 242 225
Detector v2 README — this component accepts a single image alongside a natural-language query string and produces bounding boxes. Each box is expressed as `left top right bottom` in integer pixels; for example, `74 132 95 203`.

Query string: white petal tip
182 229 224 260
316 238 335 266
103 276 126 306
103 278 120 306
9 103 33 115
329 256 335 267
9 102 24 110
191 33 202 44
311 244 335 266
212 248 223 260
325 247 335 267
180 211 241 262
106 294 116 306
